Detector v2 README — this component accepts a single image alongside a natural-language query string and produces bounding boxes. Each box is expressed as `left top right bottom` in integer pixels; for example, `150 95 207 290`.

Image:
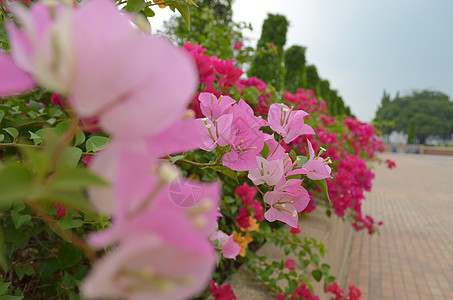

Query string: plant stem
27 202 97 263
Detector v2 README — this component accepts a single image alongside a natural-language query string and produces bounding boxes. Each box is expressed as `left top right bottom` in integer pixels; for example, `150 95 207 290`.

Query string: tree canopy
375 90 453 144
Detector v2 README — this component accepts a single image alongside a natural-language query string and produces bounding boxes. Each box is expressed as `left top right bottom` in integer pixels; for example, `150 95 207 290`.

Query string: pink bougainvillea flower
83 235 216 300
69 0 198 138
196 114 232 151
89 115 202 216
264 191 300 228
145 116 202 156
3 0 197 138
264 134 286 160
275 178 310 205
248 156 284 187
222 100 266 171
5 1 75 94
301 140 332 180
263 181 310 228
0 53 35 96
268 103 315 143
198 92 236 120
209 231 241 260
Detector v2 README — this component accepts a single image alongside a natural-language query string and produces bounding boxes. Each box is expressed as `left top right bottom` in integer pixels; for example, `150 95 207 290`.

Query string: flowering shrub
0 0 392 299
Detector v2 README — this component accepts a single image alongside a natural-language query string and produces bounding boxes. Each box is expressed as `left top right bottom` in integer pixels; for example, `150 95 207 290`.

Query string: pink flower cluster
182 42 388 233
194 92 332 228
278 88 387 234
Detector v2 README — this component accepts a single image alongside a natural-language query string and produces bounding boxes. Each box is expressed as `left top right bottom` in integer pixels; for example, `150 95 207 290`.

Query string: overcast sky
151 0 453 122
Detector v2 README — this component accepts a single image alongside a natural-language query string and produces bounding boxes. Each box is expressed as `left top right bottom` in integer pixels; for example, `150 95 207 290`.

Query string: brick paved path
346 154 453 300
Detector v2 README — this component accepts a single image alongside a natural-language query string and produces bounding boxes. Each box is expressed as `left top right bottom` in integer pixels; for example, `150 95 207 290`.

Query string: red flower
290 226 301 234
284 259 295 270
209 281 237 300
54 203 67 218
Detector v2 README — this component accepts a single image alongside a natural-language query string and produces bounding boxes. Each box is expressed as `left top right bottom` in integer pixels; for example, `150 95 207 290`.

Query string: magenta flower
301 140 333 180
268 103 315 143
198 92 236 120
248 156 284 186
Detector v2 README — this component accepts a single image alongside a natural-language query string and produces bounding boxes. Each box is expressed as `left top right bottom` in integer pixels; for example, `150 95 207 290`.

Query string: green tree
248 14 289 90
162 0 251 59
375 90 453 144
284 45 306 93
407 119 417 144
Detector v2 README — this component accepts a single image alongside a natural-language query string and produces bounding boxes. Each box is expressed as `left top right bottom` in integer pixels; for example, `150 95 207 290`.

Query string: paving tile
345 154 453 300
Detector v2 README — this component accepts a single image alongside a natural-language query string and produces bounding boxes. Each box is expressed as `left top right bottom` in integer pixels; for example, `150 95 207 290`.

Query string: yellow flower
233 231 253 257
240 216 260 233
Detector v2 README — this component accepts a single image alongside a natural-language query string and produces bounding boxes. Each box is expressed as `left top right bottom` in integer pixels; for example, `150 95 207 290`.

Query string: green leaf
321 263 331 273
310 253 320 265
22 265 34 276
63 271 77 288
260 142 269 159
143 7 155 17
59 212 84 230
54 121 85 146
327 275 336 284
28 130 42 145
58 244 82 269
289 149 297 161
311 269 323 282
0 134 4 143
0 23 9 44
45 190 97 218
124 0 147 13
0 228 8 272
85 136 110 153
10 211 32 229
173 1 191 29
0 282 10 296
0 110 5 124
37 259 59 281
183 0 198 6
0 295 23 300
296 155 308 167
0 163 34 205
169 154 184 164
21 147 50 179
14 267 24 281
203 166 238 183
315 179 331 204
56 147 82 169
48 168 107 190
3 128 18 140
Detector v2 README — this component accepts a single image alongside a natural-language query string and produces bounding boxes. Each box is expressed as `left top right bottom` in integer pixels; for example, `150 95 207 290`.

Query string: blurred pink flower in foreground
0 0 197 139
